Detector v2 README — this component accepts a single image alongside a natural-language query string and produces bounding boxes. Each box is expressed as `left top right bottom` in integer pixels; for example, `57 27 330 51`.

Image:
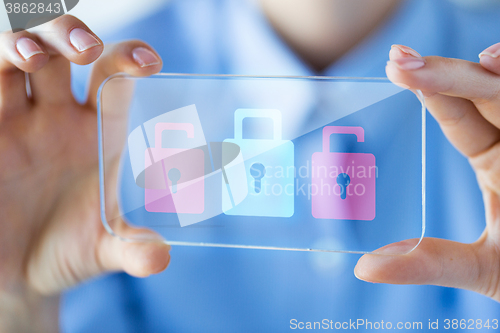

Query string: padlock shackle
234 109 282 140
155 122 195 148
323 126 364 152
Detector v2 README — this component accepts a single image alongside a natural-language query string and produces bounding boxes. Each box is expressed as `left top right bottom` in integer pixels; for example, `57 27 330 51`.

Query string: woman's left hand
354 43 500 301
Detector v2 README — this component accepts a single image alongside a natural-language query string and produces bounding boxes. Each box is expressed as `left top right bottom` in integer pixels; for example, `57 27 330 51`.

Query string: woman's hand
355 43 500 301
0 15 170 332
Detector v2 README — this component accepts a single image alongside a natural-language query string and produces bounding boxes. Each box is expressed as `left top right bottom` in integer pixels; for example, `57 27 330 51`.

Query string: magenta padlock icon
144 122 205 214
311 126 376 221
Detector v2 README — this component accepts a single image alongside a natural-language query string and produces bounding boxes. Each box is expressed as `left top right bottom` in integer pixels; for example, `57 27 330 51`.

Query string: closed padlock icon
311 126 376 220
222 109 294 217
144 122 205 214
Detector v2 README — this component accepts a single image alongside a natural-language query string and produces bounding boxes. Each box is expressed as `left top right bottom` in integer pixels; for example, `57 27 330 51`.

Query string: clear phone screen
98 74 425 254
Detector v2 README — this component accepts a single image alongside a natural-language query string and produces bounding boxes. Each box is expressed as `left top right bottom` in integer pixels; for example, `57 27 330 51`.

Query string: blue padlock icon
222 109 294 217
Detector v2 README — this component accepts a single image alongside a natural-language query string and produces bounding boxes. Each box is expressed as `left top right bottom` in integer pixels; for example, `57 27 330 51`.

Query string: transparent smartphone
98 74 426 254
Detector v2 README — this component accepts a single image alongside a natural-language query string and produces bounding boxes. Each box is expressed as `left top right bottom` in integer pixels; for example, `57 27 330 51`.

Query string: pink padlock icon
144 122 205 214
311 126 376 221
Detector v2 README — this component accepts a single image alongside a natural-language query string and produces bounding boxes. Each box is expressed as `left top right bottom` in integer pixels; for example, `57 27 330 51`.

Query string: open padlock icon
311 126 376 221
144 122 205 214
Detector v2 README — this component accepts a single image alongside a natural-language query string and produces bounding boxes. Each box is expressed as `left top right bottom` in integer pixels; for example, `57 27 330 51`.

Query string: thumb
354 237 489 295
97 226 171 278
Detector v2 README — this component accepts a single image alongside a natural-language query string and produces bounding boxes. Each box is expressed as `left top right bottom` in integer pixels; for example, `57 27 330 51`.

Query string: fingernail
69 28 101 52
391 44 422 58
479 43 500 59
374 240 416 255
132 47 161 67
387 57 426 71
16 38 44 60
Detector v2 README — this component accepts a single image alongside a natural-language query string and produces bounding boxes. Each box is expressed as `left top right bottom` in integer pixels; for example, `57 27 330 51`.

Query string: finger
95 154 170 278
388 45 500 157
354 238 490 296
29 56 72 105
0 31 48 73
479 43 500 76
28 15 103 104
26 222 171 295
386 50 499 101
0 71 29 118
33 15 103 65
424 94 500 157
97 226 171 278
86 40 163 110
386 47 500 131
0 32 48 116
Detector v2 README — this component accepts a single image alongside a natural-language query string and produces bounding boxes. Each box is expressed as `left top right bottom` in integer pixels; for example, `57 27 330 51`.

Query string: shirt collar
224 0 446 77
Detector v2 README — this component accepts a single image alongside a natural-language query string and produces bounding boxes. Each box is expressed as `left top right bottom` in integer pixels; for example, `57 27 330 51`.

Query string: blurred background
2 0 500 35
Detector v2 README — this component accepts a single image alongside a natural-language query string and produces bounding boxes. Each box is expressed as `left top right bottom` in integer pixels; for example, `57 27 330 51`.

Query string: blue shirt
65 0 500 331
